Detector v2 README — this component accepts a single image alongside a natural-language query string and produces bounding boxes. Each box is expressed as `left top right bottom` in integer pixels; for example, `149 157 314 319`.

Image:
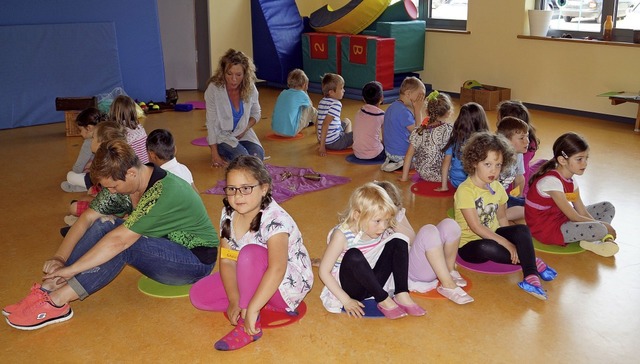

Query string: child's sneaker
381 158 403 172
3 283 43 316
450 270 467 287
579 239 619 257
5 290 73 330
517 281 548 301
60 181 87 193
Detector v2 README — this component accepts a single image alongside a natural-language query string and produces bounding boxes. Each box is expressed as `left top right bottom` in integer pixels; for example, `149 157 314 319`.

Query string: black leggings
339 238 409 302
458 224 537 278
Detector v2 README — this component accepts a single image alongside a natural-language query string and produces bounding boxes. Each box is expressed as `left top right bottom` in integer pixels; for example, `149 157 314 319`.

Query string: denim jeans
66 219 215 300
218 141 264 162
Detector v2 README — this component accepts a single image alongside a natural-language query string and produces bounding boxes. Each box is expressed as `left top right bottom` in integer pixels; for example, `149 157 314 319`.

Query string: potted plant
528 0 553 37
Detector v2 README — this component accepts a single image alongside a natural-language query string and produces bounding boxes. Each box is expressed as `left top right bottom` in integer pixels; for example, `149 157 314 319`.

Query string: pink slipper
392 297 426 316
214 317 262 351
376 303 407 319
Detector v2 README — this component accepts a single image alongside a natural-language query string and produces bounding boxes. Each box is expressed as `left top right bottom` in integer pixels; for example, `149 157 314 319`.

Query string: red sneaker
3 283 43 316
5 290 73 330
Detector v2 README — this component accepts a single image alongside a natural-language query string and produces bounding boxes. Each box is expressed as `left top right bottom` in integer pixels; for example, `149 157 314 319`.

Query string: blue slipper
518 281 548 300
539 266 558 281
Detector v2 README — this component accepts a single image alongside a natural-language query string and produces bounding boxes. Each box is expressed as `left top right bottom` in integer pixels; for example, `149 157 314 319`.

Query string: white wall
208 0 640 120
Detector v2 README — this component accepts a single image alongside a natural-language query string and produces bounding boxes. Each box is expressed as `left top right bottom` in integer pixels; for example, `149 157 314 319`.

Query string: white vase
528 9 552 37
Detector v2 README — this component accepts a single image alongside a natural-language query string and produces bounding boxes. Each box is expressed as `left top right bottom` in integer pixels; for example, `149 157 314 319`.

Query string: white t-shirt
161 158 194 185
535 174 580 197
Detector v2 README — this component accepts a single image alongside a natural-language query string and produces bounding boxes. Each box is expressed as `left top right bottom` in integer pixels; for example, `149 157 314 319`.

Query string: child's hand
412 92 426 110
398 176 408 182
244 309 261 335
434 186 449 192
343 298 365 318
318 146 327 157
503 241 519 264
226 302 241 325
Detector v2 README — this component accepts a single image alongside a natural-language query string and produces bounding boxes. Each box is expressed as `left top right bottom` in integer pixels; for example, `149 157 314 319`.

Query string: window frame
422 0 468 31
546 0 637 43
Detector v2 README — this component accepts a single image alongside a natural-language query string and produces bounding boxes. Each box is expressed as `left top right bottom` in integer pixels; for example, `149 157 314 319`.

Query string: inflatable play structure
309 0 391 35
250 0 305 86
251 0 428 101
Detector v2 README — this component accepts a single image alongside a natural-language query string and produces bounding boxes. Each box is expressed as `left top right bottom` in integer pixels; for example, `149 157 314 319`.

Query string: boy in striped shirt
317 73 353 156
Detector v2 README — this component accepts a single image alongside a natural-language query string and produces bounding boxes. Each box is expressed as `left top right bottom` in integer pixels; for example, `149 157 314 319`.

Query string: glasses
223 184 259 196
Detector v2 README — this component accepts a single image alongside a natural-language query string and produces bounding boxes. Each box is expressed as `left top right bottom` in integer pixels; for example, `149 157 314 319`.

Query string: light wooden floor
1 87 639 363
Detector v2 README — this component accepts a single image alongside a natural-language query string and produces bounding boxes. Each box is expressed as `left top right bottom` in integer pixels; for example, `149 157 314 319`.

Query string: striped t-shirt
126 125 149 164
317 97 343 145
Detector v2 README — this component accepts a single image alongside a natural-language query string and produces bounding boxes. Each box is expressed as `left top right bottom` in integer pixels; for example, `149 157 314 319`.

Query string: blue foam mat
342 298 384 318
345 153 384 165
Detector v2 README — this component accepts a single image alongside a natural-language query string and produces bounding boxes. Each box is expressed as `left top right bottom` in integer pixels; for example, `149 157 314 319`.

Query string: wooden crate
459 85 511 111
65 110 82 137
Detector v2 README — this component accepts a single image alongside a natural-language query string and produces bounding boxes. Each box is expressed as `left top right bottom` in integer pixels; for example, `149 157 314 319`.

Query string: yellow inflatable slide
309 0 392 34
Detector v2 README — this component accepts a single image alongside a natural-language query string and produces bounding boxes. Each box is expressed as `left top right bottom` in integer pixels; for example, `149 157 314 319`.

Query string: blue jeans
66 219 215 300
218 141 264 162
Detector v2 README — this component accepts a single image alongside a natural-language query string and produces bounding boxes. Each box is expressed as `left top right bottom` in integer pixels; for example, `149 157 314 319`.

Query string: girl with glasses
189 155 313 351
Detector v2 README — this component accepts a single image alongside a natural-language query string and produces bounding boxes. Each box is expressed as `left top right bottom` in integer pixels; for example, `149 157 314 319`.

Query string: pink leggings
189 244 287 312
407 218 461 283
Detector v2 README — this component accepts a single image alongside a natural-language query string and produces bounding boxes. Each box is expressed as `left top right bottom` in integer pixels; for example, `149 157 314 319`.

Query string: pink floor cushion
533 238 585 254
204 163 350 203
410 180 455 197
185 100 206 109
191 137 208 146
265 132 304 141
456 255 521 275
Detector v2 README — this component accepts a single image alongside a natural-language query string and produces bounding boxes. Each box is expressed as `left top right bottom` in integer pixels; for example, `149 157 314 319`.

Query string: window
418 0 468 31
547 0 639 42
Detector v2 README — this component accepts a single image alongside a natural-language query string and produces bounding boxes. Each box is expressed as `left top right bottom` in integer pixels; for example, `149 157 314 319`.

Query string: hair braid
220 198 235 240
249 192 273 233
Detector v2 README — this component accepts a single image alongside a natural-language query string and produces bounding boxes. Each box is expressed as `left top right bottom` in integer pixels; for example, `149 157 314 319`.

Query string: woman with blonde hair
206 49 264 168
